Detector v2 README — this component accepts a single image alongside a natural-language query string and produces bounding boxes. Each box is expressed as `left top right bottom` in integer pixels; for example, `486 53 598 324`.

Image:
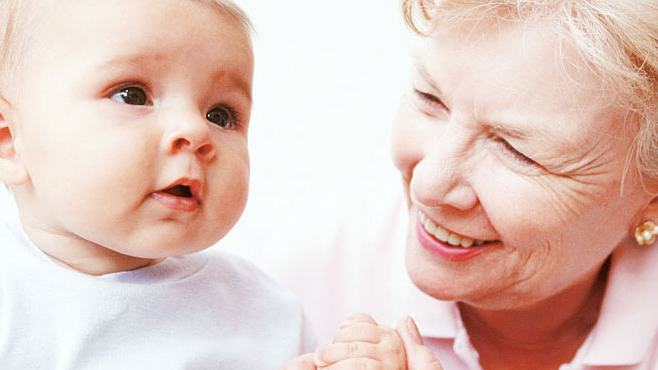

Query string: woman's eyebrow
414 57 566 146
414 62 444 96
415 59 535 138
486 120 533 139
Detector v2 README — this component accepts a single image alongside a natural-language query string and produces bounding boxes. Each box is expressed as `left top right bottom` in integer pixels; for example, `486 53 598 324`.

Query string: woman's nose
409 126 479 211
162 112 216 161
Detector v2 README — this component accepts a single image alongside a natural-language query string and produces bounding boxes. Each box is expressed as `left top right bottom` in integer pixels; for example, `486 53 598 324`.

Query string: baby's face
8 0 253 265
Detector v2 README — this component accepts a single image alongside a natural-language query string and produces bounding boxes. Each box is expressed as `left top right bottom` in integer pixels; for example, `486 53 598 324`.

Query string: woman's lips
416 215 496 261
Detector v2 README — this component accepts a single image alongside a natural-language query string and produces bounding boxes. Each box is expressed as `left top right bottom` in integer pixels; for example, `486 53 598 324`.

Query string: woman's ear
640 195 658 223
632 195 658 245
0 96 29 186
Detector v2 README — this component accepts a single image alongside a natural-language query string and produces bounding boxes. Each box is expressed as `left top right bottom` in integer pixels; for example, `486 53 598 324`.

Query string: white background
0 0 416 265
220 0 415 260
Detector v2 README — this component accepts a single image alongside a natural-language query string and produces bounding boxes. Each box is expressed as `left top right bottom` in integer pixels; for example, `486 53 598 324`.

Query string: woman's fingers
281 353 316 370
396 316 444 370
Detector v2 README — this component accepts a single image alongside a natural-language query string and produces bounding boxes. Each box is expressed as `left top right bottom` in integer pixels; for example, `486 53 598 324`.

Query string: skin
282 314 443 370
313 313 407 370
392 18 658 369
0 0 253 275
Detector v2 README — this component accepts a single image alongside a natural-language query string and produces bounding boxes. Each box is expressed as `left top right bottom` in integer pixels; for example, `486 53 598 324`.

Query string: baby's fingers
340 312 378 329
333 322 388 344
314 342 380 367
317 358 384 370
281 353 316 370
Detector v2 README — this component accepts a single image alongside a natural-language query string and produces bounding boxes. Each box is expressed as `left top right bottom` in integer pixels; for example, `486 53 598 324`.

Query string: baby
283 313 442 370
0 0 312 368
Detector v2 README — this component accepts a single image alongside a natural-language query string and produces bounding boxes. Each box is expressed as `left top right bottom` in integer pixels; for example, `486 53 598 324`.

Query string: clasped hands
283 313 443 370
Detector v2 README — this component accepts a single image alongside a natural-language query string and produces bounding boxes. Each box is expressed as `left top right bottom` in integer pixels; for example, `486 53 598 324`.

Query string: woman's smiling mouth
417 212 498 261
419 212 494 248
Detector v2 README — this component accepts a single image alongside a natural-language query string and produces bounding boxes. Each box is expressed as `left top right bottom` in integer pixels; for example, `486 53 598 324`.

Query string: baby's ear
0 96 28 186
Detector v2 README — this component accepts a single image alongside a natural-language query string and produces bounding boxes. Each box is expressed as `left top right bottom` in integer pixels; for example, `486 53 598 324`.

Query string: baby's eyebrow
95 54 252 102
97 53 156 70
210 70 252 103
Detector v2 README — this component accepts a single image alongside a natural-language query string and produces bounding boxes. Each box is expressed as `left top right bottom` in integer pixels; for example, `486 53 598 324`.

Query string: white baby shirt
0 204 314 369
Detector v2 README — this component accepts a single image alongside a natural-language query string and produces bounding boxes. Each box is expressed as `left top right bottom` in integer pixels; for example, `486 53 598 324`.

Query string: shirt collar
398 233 658 366
579 238 658 366
398 274 460 339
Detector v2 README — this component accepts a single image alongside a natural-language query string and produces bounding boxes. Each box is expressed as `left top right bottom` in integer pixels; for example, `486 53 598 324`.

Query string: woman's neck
460 259 610 370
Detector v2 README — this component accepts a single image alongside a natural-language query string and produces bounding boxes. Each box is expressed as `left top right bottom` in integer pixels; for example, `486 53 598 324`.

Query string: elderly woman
282 0 658 369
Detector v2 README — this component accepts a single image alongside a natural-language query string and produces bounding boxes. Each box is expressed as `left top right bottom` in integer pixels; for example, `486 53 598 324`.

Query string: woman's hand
313 312 406 369
396 316 443 370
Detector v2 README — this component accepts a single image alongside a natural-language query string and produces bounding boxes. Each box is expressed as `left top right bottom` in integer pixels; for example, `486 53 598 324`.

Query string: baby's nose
163 115 216 161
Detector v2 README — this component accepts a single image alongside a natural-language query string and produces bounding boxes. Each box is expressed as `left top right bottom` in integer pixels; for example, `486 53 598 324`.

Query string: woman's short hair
403 0 658 181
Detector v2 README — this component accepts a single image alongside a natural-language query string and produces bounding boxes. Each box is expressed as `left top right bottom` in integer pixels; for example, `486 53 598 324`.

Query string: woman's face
392 20 655 309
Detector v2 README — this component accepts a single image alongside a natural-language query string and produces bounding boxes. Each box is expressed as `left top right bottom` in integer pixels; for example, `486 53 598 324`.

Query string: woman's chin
404 236 532 309
404 243 474 301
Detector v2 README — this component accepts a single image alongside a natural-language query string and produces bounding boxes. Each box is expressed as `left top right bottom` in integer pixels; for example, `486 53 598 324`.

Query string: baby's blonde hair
0 0 253 99
403 0 658 180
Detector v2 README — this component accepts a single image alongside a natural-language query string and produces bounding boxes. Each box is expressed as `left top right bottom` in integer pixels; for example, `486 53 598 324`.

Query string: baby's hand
281 353 316 370
313 312 406 369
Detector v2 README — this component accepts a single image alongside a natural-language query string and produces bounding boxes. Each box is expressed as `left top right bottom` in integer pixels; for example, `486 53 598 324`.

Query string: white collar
399 235 658 367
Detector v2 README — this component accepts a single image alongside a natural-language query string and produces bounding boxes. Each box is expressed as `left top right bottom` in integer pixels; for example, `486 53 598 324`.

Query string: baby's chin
106 232 220 260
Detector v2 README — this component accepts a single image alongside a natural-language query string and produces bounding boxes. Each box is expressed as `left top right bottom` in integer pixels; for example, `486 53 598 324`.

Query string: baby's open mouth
150 178 201 212
162 185 193 198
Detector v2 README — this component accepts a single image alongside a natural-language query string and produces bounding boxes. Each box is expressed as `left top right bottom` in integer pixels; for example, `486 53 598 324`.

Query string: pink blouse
262 185 658 369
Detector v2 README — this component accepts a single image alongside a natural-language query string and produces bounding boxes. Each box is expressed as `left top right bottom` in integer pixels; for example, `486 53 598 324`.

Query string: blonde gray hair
403 0 658 180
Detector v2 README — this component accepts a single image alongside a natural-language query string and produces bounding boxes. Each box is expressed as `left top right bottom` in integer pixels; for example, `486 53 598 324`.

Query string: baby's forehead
31 0 252 59
29 0 252 40
2 0 253 97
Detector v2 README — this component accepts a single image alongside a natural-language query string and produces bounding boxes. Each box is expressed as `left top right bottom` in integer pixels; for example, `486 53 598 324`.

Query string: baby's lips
160 177 203 200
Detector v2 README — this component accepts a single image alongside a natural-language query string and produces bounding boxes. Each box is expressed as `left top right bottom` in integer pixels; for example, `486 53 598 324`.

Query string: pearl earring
635 221 658 246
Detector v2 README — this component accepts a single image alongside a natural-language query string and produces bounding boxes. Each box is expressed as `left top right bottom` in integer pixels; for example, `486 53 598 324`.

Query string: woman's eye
413 88 448 112
110 86 149 106
498 138 536 166
206 106 237 128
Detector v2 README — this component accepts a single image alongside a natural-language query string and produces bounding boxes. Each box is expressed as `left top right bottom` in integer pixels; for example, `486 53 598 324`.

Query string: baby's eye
206 106 237 128
110 86 149 106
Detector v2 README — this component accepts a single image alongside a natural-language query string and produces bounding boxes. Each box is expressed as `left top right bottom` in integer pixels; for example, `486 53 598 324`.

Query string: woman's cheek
475 167 559 248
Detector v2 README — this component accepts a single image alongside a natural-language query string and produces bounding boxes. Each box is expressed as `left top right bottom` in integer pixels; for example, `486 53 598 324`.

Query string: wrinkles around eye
413 88 448 113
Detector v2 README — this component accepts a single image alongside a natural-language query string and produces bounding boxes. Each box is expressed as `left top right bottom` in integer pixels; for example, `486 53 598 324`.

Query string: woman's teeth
420 213 488 248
